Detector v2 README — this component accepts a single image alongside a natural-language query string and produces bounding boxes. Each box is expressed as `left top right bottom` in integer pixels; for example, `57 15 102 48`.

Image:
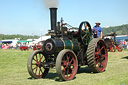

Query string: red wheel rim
110 46 114 52
31 53 47 78
94 40 108 72
61 52 77 80
116 45 122 52
110 46 115 52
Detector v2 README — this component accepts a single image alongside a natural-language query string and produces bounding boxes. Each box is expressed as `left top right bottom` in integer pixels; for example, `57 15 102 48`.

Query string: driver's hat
95 22 101 25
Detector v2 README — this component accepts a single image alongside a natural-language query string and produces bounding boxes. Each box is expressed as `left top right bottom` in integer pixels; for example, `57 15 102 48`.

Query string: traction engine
27 8 108 81
104 32 123 52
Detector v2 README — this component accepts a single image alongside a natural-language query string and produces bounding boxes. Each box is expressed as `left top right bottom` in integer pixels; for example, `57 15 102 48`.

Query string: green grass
0 49 128 85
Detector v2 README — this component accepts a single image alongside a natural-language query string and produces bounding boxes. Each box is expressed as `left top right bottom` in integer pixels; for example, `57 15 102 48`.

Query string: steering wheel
79 21 92 45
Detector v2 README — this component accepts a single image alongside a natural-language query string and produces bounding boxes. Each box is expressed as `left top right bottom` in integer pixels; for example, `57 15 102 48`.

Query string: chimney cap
49 7 58 9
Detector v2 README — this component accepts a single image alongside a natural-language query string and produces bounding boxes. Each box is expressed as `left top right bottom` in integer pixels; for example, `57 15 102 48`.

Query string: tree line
0 24 128 41
0 34 40 41
102 24 128 35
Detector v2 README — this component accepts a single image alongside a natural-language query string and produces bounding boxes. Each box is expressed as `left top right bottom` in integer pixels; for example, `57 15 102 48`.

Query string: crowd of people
0 42 38 50
0 43 24 50
0 40 44 51
120 40 128 49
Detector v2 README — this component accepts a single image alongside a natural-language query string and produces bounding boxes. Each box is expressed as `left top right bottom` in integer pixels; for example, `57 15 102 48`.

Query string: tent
17 40 32 43
33 36 50 44
1 41 12 43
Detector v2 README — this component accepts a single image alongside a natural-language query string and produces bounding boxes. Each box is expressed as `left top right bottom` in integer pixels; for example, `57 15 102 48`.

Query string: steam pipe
49 8 57 38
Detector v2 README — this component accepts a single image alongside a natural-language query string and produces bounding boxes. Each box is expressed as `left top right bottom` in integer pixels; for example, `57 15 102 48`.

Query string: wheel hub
67 63 71 68
98 53 102 58
98 53 105 62
36 62 41 67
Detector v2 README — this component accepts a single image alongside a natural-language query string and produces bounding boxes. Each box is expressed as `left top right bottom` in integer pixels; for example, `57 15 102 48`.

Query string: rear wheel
56 49 78 81
87 38 108 73
27 50 49 78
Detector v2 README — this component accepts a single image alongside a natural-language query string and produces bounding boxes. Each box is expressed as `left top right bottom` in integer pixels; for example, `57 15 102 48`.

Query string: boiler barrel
42 38 80 54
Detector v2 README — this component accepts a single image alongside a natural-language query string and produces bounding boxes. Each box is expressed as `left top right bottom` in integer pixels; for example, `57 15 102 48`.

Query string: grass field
0 49 128 85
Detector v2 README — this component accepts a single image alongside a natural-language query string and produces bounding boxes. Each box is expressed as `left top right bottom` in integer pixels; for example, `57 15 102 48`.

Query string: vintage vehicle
33 45 41 51
27 8 108 81
20 46 29 51
104 32 123 52
33 45 42 51
33 41 45 51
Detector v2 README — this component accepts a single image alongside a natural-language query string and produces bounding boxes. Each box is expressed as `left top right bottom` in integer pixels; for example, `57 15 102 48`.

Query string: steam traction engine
27 8 108 81
104 32 123 52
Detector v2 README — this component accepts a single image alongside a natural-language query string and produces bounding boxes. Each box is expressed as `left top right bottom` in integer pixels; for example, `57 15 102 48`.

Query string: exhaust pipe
49 8 57 37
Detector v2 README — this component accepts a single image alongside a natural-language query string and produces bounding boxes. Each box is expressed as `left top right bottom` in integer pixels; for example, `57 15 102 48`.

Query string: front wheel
56 49 78 81
27 50 49 79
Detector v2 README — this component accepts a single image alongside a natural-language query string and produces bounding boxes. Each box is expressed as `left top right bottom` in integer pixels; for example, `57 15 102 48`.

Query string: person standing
126 40 128 49
0 43 2 49
93 22 102 38
19 43 22 50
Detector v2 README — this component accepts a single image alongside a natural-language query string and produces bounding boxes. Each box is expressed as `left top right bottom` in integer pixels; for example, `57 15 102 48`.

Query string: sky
0 0 128 36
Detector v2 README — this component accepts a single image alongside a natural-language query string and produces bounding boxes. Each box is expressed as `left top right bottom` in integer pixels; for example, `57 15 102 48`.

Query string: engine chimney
49 8 57 37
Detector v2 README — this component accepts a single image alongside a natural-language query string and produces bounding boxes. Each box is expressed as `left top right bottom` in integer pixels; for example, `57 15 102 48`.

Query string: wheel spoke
99 46 104 52
98 56 105 70
62 60 67 66
32 63 37 65
39 54 42 62
95 46 104 55
35 67 38 74
42 59 46 63
102 54 106 58
70 59 73 63
86 34 90 40
69 68 72 73
96 46 100 51
66 55 69 62
39 67 41 76
71 64 75 67
101 62 105 68
33 58 38 62
95 52 100 55
32 66 38 71
98 64 102 71
36 55 38 61
82 34 87 39
95 59 99 64
98 62 104 71
62 65 68 71
95 56 99 60
82 29 87 33
40 68 43 74
67 68 69 77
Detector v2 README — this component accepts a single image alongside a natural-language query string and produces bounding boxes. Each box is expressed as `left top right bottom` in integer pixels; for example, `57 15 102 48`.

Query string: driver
93 22 102 38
